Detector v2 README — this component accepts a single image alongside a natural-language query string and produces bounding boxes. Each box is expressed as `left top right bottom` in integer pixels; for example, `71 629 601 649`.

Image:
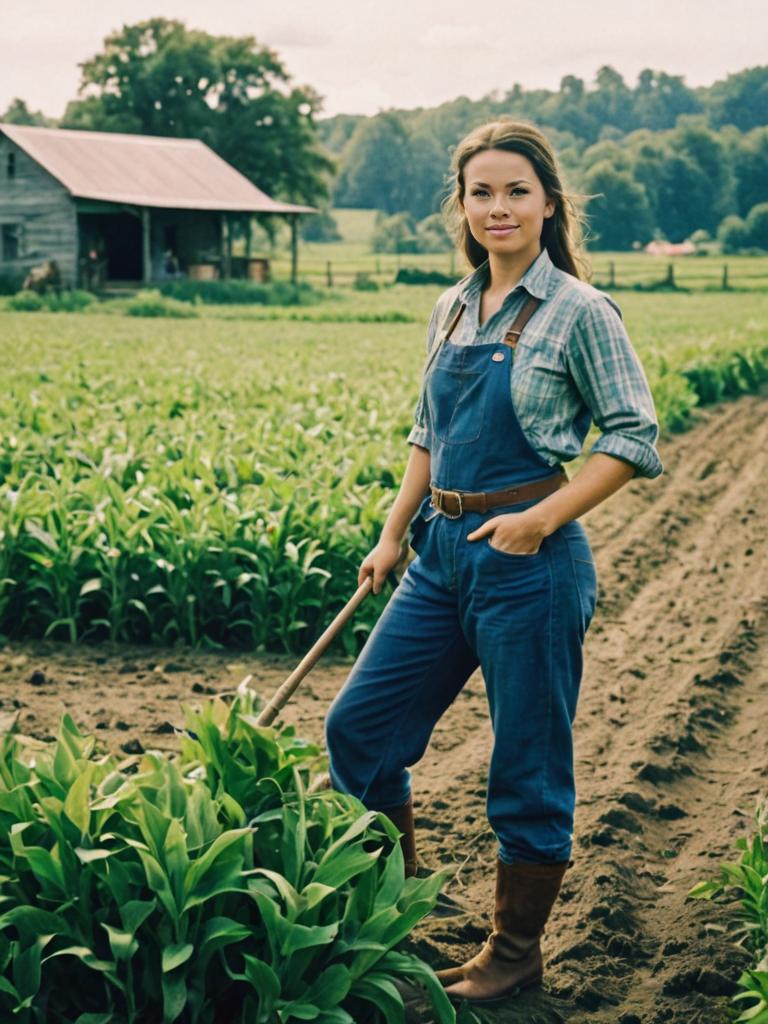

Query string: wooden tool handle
256 576 374 727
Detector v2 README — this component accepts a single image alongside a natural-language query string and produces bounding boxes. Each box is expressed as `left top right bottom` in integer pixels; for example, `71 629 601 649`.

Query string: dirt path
2 393 767 1024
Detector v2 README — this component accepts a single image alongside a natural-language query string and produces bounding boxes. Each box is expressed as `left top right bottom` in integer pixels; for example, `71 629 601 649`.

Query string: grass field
256 209 768 292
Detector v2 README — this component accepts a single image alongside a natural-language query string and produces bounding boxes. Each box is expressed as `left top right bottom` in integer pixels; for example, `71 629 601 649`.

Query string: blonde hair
441 118 591 280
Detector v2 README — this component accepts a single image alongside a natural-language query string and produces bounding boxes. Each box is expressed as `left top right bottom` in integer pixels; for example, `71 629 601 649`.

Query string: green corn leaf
102 923 139 962
316 812 378 867
136 847 179 924
63 765 94 834
688 879 722 900
373 841 406 910
162 968 188 1024
119 898 157 936
314 1011 354 1024
350 974 405 1024
182 829 250 911
162 942 194 973
197 916 253 974
242 954 280 1014
378 950 456 1024
299 964 352 1010
312 843 380 889
277 1001 319 1021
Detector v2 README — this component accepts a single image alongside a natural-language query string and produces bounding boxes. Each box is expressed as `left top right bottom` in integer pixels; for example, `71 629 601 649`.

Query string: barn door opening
79 212 142 282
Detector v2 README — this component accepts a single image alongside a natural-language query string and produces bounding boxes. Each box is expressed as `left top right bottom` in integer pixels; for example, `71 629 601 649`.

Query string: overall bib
325 299 598 864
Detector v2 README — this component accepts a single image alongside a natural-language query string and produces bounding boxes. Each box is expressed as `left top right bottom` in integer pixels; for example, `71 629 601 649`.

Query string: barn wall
0 135 78 286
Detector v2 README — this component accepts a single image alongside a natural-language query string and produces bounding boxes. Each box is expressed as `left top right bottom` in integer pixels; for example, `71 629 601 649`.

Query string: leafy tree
745 202 768 250
335 113 413 213
707 66 768 131
0 98 56 126
671 118 735 227
371 211 419 253
416 213 453 252
732 127 768 217
61 18 335 206
301 208 342 242
717 214 751 253
654 153 713 240
586 66 635 133
634 69 701 130
583 162 654 250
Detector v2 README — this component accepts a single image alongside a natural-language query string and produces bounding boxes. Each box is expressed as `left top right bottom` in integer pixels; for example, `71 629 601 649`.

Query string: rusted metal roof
0 123 316 214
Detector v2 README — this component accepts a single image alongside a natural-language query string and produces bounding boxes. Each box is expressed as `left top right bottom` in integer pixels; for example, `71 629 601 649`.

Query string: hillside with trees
322 65 768 249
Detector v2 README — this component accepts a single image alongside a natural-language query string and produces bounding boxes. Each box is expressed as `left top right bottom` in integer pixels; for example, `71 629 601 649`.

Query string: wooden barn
0 123 317 289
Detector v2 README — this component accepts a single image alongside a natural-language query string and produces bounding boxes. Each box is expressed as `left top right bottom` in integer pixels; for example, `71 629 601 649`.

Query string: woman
324 119 663 1005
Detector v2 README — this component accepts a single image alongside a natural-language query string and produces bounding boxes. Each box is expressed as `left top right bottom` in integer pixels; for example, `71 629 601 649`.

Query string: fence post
722 264 729 290
609 261 615 288
326 261 333 288
664 263 675 288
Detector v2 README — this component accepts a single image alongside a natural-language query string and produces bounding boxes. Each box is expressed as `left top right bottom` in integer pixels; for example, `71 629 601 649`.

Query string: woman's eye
471 188 527 197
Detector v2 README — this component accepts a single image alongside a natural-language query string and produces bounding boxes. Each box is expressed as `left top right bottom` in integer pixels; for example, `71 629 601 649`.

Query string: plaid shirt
408 246 664 479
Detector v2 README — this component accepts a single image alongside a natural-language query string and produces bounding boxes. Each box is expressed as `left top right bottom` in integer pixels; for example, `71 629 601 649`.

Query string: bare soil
2 393 767 1024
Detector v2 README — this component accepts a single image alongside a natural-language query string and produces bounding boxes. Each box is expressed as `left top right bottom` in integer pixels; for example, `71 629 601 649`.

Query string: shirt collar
458 245 555 303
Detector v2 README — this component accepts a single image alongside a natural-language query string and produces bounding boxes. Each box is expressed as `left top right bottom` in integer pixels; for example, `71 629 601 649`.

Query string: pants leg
461 524 595 864
325 554 479 809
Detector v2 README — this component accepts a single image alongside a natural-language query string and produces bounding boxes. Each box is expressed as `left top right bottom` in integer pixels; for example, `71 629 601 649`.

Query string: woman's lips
487 226 519 235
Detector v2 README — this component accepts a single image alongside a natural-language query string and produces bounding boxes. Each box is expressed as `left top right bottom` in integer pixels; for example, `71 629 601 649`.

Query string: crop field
1 275 767 1023
1 287 766 652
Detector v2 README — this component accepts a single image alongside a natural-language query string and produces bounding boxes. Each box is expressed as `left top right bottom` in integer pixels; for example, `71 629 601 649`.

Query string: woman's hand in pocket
467 511 546 555
359 537 406 593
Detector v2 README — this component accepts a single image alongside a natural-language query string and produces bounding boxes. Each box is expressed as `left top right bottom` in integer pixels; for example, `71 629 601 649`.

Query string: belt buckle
435 488 463 519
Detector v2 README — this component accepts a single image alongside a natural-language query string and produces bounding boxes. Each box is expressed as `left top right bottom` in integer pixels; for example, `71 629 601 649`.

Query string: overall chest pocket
427 365 487 446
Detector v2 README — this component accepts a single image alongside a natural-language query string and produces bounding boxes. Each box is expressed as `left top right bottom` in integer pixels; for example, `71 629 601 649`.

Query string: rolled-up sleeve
406 299 443 449
566 295 664 479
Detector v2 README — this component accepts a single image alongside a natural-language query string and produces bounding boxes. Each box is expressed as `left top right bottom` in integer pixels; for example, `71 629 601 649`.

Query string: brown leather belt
430 470 568 519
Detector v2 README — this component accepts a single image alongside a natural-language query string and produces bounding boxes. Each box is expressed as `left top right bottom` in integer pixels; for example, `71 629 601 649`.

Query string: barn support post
290 215 298 285
219 214 232 280
141 207 151 284
225 214 233 280
245 216 252 261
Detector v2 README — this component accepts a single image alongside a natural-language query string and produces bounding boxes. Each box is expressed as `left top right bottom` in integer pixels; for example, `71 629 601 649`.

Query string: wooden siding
0 135 77 286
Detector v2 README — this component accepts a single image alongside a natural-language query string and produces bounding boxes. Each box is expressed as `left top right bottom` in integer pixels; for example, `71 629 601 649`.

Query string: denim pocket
562 528 598 627
485 536 543 560
409 496 440 553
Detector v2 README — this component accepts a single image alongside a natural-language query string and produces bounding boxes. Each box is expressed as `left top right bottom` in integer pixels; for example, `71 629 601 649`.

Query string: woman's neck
485 246 543 294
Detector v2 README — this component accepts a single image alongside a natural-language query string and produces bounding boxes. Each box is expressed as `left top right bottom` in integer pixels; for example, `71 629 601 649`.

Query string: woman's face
461 148 555 264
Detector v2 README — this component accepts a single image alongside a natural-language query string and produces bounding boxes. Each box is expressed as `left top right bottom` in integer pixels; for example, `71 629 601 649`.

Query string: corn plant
1 300 766 652
0 686 455 1023
689 799 768 1023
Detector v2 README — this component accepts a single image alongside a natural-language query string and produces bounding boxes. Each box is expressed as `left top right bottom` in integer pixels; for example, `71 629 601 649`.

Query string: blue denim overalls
325 295 598 864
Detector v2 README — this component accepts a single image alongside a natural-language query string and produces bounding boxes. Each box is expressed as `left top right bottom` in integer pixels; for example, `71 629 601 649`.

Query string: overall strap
420 294 466 379
501 295 542 348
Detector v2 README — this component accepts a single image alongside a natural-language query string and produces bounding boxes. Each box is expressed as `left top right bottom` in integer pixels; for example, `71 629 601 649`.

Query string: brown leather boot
435 857 570 1004
378 795 418 878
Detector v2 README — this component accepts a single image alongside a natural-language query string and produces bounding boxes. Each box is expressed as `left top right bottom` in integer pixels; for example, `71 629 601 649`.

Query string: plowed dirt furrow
411 394 768 1024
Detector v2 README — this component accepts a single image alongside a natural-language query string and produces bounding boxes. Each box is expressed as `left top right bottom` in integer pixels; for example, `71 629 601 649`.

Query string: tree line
3 22 767 251
323 67 768 249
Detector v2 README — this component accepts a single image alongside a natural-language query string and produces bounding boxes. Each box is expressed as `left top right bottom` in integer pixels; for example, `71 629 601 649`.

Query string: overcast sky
1 0 766 122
